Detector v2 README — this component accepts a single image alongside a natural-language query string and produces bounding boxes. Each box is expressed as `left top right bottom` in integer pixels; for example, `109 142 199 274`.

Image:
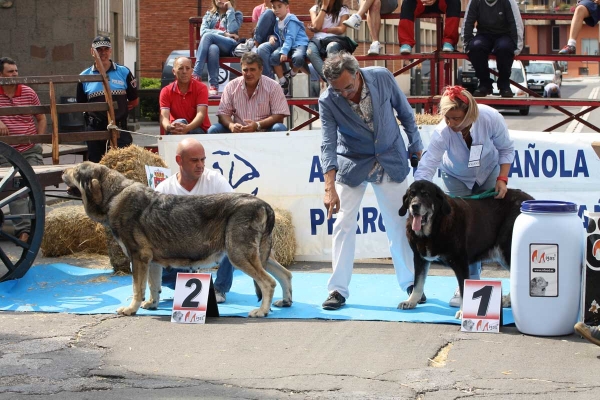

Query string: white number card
171 273 219 324
461 279 502 333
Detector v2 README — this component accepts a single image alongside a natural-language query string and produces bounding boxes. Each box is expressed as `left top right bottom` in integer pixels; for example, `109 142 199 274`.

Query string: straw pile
415 113 443 126
272 208 296 268
41 206 107 257
99 145 168 273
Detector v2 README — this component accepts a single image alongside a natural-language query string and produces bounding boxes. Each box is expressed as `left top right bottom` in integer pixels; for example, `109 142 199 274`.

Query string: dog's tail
254 280 263 301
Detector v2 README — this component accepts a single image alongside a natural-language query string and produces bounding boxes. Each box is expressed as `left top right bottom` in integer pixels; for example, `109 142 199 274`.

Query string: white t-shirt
310 5 350 40
155 168 233 196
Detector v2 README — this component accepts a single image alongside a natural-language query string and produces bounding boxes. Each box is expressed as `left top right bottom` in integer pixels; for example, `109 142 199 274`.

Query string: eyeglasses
331 73 358 95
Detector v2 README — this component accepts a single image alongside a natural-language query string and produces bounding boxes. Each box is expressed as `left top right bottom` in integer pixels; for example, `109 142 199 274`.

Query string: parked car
525 60 562 96
160 50 239 90
459 59 529 115
490 59 530 116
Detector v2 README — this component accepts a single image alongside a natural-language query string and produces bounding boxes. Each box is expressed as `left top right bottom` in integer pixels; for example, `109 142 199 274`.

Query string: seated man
159 57 210 135
208 52 289 133
155 138 234 303
0 57 46 243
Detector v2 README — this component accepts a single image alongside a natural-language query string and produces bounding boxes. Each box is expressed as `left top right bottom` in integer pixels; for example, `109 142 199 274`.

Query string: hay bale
415 113 443 126
100 145 168 273
272 208 296 268
100 144 168 184
41 205 107 257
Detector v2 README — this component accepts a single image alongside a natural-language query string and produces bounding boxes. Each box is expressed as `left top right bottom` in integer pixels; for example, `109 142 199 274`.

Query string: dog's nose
411 204 420 213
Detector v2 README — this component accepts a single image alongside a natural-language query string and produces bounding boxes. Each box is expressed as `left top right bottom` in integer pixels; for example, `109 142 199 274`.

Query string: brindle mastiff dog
62 162 293 317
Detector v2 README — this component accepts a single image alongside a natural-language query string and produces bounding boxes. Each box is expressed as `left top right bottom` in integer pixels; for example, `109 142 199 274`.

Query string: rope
449 189 498 200
106 124 159 138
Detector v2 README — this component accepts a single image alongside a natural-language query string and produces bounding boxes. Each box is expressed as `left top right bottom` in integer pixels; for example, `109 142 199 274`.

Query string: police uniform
76 59 138 162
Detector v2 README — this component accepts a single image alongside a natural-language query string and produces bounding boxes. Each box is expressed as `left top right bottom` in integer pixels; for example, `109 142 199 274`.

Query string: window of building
582 38 599 55
552 26 560 51
98 0 110 33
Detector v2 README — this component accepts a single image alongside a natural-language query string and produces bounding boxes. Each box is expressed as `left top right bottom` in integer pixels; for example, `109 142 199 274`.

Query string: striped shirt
217 76 289 127
0 85 41 152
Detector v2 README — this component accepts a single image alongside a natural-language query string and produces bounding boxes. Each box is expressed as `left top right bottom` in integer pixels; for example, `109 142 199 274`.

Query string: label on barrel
529 243 558 297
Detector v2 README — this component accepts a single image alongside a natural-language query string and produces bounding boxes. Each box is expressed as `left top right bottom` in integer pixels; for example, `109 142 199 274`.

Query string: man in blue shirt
319 52 424 310
77 36 139 162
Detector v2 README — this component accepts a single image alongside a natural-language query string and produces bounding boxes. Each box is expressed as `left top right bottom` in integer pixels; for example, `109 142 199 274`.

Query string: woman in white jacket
414 85 514 307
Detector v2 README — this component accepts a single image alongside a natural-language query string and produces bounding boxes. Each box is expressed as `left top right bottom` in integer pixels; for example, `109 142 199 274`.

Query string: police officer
77 36 139 162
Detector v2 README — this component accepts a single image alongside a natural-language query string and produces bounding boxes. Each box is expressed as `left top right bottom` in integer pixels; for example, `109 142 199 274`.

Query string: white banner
158 129 600 261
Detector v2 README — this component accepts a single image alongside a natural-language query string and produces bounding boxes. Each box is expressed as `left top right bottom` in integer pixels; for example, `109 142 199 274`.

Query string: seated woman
306 0 352 81
192 0 243 97
413 86 514 307
398 0 461 55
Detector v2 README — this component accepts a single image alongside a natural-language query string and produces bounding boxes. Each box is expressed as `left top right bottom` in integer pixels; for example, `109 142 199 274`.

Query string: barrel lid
521 200 578 213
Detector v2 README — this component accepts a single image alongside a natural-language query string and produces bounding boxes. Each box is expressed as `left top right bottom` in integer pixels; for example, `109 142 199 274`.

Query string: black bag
311 36 358 59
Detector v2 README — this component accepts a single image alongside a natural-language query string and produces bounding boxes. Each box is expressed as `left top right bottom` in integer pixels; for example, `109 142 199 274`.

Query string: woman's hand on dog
494 180 507 199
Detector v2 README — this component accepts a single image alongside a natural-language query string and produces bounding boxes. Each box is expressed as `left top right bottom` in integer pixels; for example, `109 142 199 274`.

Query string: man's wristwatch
256 121 262 131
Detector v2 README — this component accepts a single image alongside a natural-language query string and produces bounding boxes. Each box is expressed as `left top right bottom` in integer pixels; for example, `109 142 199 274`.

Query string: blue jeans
162 255 234 293
254 9 276 44
269 45 308 71
192 33 237 87
257 42 279 78
307 40 343 81
439 164 501 280
207 122 288 133
168 118 206 135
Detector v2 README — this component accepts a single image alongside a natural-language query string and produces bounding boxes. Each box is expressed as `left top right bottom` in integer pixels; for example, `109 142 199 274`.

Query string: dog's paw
248 308 268 318
273 299 292 308
397 300 417 310
141 300 158 310
455 310 463 319
501 294 511 308
116 306 138 316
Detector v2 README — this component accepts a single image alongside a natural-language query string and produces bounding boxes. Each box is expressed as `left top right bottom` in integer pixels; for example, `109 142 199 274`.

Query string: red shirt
0 85 41 152
159 79 210 134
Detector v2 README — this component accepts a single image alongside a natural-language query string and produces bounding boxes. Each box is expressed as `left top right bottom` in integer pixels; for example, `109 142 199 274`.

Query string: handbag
232 38 255 57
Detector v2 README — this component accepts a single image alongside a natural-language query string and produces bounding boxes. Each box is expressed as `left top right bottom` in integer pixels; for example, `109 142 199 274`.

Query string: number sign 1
171 273 220 324
461 279 502 333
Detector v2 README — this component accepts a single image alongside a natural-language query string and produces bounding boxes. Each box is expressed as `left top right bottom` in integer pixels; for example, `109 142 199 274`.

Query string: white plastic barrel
510 200 583 336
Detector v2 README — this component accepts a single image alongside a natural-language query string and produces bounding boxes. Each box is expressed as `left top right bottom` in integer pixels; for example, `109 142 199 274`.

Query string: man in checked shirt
207 52 289 133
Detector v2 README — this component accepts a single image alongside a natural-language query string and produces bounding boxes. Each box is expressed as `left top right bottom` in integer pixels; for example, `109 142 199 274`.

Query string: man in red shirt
159 57 210 135
0 57 46 242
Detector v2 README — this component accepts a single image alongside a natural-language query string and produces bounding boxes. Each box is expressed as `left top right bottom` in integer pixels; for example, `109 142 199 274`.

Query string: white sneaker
343 13 362 30
215 290 226 304
368 41 381 55
449 286 461 308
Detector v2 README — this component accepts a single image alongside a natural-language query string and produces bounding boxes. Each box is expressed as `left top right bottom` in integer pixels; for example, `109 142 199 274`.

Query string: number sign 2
171 273 220 324
461 280 502 333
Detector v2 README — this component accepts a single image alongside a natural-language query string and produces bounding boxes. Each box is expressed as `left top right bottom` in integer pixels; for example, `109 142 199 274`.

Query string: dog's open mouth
66 186 82 198
411 213 430 232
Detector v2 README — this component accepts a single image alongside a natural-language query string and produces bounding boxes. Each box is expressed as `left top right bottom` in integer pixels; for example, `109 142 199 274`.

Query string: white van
525 60 562 96
489 59 530 116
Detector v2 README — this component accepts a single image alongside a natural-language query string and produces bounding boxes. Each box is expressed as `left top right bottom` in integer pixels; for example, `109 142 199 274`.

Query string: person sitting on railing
398 0 461 54
252 0 277 46
207 52 289 133
343 0 398 55
0 57 46 243
558 0 599 55
77 36 139 163
159 57 211 135
462 0 523 98
191 0 243 97
257 0 309 95
307 0 356 81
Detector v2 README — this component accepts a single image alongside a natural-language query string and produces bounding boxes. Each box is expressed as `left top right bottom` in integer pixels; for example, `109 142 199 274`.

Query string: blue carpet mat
0 264 514 324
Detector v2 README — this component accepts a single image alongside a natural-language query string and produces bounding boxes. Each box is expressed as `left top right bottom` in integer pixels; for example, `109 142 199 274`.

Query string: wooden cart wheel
0 142 45 282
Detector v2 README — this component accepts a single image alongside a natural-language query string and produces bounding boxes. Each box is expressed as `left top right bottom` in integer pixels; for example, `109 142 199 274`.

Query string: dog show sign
171 273 219 324
461 280 502 333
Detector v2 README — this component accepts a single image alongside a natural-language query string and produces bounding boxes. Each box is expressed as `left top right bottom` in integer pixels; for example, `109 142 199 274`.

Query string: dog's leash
449 189 498 200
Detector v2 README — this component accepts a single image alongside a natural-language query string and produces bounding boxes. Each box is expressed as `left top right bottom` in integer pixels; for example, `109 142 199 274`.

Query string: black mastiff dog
62 162 293 318
398 180 533 318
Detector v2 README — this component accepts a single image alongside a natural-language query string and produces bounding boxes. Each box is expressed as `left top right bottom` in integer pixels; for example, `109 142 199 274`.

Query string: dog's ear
88 178 102 204
436 185 452 215
399 188 410 217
